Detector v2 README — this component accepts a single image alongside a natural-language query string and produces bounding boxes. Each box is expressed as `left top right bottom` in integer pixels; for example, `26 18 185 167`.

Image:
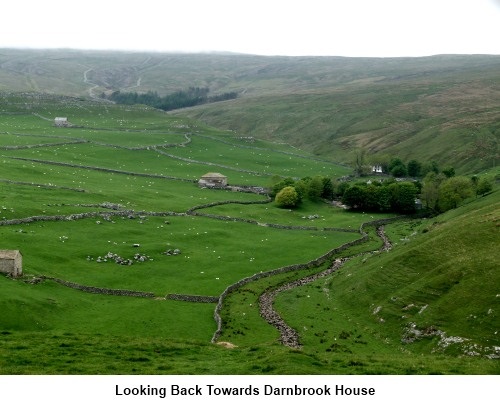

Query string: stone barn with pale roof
198 173 228 188
0 250 23 277
54 117 69 127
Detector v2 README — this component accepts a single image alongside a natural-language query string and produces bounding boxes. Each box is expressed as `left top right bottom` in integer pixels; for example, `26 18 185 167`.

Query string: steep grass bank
275 191 499 363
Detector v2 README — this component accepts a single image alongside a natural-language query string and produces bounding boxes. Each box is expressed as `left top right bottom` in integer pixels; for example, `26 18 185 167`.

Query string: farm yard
0 93 498 375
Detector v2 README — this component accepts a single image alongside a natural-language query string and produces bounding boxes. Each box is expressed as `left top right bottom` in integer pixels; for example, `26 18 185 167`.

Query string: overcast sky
1 0 499 57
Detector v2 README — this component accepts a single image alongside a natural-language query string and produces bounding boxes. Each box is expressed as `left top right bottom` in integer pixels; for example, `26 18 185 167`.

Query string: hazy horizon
1 0 499 58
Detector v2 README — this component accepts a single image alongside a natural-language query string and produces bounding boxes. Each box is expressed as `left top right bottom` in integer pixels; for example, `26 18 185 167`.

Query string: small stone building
198 173 228 188
0 250 23 277
54 117 69 127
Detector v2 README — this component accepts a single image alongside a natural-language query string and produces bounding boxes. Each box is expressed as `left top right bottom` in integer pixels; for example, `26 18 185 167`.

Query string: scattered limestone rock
90 251 151 266
163 248 181 256
216 341 238 349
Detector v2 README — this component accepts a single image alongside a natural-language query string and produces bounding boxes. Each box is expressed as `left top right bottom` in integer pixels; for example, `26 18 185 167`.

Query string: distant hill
1 48 499 173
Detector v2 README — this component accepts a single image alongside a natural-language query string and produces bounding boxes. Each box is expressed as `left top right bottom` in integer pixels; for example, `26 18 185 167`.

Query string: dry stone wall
42 276 155 298
211 215 409 343
7 156 197 183
94 134 192 150
0 178 85 192
0 210 185 227
166 294 219 303
0 140 88 150
154 147 274 177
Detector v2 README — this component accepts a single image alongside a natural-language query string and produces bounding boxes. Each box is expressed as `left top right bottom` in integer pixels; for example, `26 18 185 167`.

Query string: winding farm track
83 68 100 99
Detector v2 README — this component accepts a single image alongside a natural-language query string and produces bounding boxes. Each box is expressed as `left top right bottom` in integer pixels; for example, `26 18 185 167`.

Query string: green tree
438 176 473 211
421 160 440 176
293 179 308 202
389 182 418 213
471 175 479 190
363 184 380 211
388 157 407 177
407 159 422 177
321 177 335 200
275 186 300 208
391 164 408 177
270 177 295 197
476 177 493 196
307 176 324 201
335 181 350 198
442 166 455 178
376 186 392 212
421 172 445 211
342 185 366 210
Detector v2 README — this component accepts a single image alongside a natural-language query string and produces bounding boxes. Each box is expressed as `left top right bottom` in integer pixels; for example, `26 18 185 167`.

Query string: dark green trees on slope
341 181 418 214
271 176 334 208
106 88 238 111
421 173 493 212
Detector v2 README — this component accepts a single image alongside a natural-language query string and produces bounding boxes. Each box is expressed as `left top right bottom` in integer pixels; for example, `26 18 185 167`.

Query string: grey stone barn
54 117 69 127
198 172 228 188
0 250 23 277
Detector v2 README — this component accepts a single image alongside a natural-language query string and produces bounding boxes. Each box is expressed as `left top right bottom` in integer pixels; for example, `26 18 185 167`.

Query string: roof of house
200 172 227 179
0 250 21 259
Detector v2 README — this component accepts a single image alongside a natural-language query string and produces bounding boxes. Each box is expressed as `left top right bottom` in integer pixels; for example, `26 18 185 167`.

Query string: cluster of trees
271 176 334 208
421 173 493 212
106 88 238 111
338 170 493 214
271 170 493 214
271 175 419 214
383 157 458 179
340 180 419 214
354 149 455 179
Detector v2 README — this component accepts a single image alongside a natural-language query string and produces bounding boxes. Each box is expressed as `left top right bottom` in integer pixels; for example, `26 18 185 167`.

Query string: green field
0 56 499 375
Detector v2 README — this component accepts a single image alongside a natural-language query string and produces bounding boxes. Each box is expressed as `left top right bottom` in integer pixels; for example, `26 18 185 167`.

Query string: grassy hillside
180 57 500 174
276 191 500 361
1 49 499 173
0 92 498 374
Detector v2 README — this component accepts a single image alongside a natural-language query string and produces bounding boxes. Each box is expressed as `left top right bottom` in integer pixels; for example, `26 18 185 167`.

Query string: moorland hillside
1 49 499 173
